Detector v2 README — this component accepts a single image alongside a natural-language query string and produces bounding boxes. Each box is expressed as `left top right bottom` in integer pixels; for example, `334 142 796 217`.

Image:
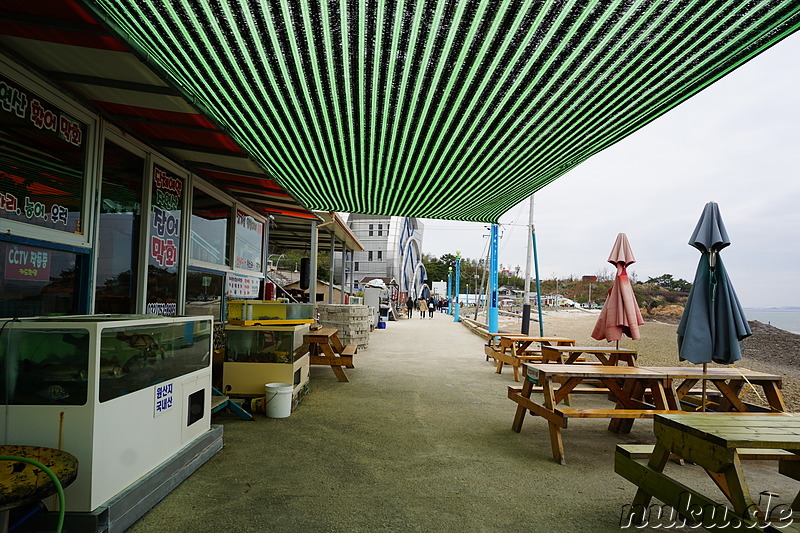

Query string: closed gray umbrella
677 202 751 365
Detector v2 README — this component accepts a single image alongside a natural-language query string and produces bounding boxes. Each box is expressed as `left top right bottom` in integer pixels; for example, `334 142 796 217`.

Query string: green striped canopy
85 1 800 222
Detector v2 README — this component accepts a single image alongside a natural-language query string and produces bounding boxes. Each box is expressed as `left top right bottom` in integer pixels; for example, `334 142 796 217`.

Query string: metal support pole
328 233 335 303
349 249 355 298
310 220 318 311
340 242 347 303
453 255 461 322
447 269 452 314
488 224 499 334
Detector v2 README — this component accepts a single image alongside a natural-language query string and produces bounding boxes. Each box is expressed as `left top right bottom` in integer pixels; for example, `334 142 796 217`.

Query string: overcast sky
420 32 800 309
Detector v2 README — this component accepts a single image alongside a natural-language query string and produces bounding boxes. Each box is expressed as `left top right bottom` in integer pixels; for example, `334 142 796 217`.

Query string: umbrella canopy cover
677 202 751 364
591 233 644 342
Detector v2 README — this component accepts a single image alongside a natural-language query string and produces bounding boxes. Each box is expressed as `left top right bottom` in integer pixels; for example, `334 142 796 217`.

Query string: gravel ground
503 310 800 411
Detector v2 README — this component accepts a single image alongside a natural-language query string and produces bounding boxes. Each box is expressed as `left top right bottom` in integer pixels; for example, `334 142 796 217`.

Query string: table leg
511 378 533 432
542 376 566 465
594 353 609 365
629 441 672 523
713 380 748 412
664 379 680 410
721 452 758 521
763 381 787 412
607 379 638 434
322 344 349 382
331 365 349 382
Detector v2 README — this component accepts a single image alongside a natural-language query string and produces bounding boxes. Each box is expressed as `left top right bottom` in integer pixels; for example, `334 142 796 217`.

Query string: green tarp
84 1 800 222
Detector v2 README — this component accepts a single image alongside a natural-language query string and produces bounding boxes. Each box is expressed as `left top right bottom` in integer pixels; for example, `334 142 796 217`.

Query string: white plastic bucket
264 383 293 418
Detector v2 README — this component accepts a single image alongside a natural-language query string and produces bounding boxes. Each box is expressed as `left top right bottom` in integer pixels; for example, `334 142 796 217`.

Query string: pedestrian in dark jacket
406 296 414 318
428 297 435 318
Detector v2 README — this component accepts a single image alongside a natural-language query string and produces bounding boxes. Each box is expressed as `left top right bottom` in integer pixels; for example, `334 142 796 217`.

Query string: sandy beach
492 308 800 411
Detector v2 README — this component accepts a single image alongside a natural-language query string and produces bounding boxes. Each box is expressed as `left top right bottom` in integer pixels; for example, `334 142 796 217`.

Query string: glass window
354 262 359 272
185 270 224 321
378 251 383 261
0 75 86 234
368 224 373 236
0 242 85 317
99 321 211 403
234 211 263 272
190 188 230 266
0 327 89 406
95 140 143 314
147 165 183 316
378 224 382 236
368 251 373 261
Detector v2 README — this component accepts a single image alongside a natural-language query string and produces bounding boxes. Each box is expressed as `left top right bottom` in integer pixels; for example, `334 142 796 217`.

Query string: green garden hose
0 455 65 533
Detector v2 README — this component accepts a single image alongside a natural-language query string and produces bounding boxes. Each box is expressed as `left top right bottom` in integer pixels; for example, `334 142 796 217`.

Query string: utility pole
522 195 534 334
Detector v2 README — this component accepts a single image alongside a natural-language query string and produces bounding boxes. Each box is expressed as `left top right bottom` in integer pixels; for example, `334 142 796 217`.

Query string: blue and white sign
154 382 175 417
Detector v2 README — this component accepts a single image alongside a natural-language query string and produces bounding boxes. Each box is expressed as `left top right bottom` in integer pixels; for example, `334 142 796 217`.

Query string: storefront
0 7 361 529
0 54 301 322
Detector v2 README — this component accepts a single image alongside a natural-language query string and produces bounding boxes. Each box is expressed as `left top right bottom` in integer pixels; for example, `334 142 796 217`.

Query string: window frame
0 53 98 250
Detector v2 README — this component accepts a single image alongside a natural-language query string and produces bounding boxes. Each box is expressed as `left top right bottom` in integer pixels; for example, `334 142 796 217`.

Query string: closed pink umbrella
591 233 644 342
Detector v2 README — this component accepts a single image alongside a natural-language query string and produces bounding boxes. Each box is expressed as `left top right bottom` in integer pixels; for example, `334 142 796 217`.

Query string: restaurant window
234 210 263 273
0 242 85 317
146 165 183 316
185 270 225 321
190 188 230 267
0 75 86 236
95 140 144 314
368 224 373 236
368 251 373 261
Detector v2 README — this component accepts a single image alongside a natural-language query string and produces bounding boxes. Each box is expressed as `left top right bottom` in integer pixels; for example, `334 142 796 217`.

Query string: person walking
428 297 435 318
406 295 414 318
418 297 427 318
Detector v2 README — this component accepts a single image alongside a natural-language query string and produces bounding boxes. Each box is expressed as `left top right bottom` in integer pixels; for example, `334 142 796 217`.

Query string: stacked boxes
316 304 372 348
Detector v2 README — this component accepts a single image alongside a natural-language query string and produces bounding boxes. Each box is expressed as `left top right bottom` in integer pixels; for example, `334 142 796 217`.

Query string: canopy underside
83 0 800 222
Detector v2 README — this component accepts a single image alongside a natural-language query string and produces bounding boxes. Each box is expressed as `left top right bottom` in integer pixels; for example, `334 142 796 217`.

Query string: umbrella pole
702 363 707 412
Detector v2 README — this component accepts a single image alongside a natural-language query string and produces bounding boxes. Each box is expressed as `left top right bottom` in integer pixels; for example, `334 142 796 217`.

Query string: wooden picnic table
304 328 357 382
485 335 576 381
509 363 785 465
540 345 638 366
617 413 800 530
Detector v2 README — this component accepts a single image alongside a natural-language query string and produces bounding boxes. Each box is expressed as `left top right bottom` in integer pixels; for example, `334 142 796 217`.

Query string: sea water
744 309 800 335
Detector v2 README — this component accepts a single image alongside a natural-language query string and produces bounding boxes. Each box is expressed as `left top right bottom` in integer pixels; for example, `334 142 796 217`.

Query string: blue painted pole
453 256 461 322
447 269 452 314
488 224 499 334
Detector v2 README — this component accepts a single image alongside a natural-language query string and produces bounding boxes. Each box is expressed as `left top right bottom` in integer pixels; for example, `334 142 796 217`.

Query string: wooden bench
306 328 355 382
486 336 576 381
617 443 800 461
341 344 358 368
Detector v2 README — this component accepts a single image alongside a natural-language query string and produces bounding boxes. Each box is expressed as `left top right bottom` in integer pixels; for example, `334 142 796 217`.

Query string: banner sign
227 274 260 299
1 76 83 147
4 243 51 281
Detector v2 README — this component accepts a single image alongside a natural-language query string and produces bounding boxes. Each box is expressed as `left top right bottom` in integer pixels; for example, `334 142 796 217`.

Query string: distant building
341 215 428 299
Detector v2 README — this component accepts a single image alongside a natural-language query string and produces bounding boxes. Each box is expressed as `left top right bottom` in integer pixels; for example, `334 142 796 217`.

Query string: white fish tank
0 314 214 513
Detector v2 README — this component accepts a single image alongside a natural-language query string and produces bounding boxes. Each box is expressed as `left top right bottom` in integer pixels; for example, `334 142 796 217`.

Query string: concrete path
128 315 796 532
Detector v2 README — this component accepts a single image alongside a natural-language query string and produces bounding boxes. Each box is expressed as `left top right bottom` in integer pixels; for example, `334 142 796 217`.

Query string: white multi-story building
342 215 428 298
